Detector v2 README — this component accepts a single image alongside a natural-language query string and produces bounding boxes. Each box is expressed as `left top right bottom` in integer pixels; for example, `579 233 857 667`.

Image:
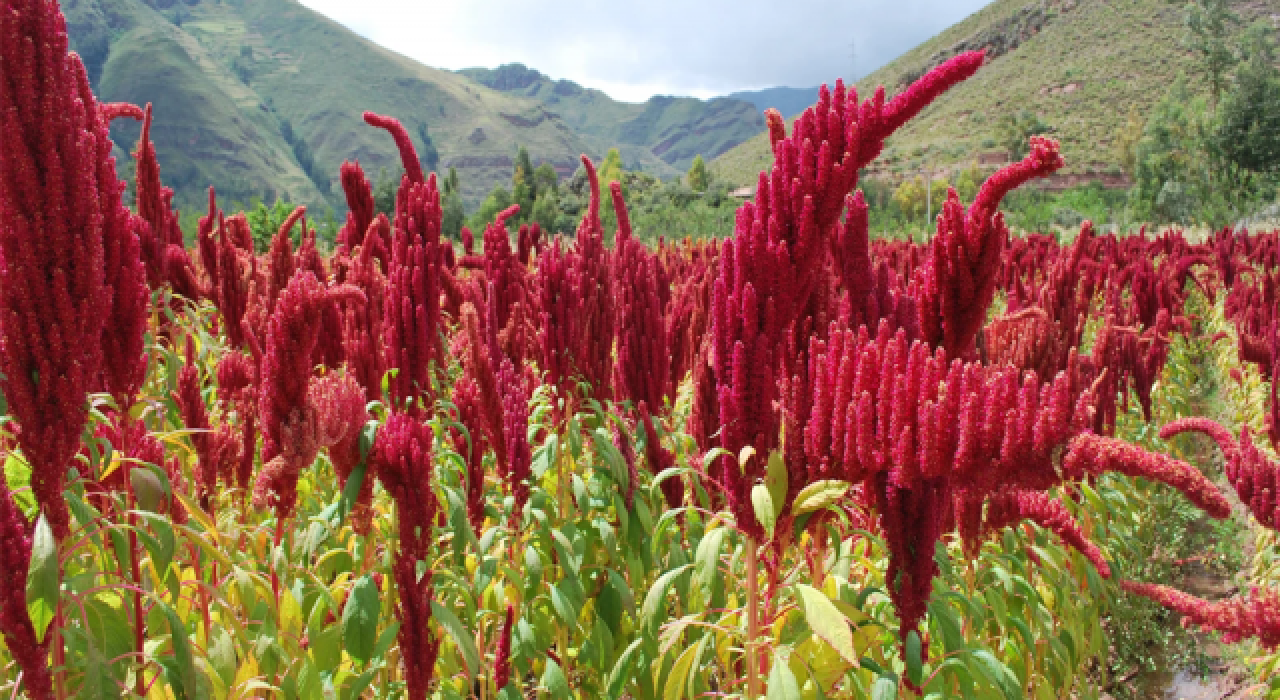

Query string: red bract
385 173 445 414
639 401 681 508
0 0 116 538
210 213 257 349
369 413 440 699
174 337 215 507
614 185 671 412
100 102 144 122
450 376 488 535
1122 581 1280 649
1062 433 1231 519
571 156 615 397
364 111 425 185
255 271 367 518
1162 418 1280 530
711 54 984 539
983 489 1111 577
0 478 51 700
918 137 1064 360
341 225 389 400
337 160 387 269
494 604 515 690
498 355 532 517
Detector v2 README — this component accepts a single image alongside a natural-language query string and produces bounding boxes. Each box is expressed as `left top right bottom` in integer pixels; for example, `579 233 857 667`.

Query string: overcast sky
295 1 992 103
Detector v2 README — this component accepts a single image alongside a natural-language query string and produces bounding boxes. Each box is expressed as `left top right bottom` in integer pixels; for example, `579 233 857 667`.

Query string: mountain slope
458 63 764 175
711 0 1273 189
65 0 769 213
728 86 821 119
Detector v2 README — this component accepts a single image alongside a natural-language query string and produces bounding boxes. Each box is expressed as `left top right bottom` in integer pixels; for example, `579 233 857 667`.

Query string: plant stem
52 600 65 700
746 536 761 700
129 491 145 698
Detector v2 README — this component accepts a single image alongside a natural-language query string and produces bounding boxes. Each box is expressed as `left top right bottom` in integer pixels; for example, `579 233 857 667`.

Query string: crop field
7 1 1280 699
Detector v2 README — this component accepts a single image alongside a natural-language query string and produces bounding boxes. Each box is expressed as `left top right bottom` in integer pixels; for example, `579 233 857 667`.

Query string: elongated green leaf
791 480 850 515
26 514 57 643
342 575 380 664
130 467 167 512
542 659 571 699
905 631 923 687
641 564 692 637
431 600 480 680
967 650 1022 700
76 638 121 700
162 603 205 700
752 482 777 539
766 648 801 700
794 584 858 666
765 451 787 512
663 642 700 700
693 526 727 596
607 639 644 699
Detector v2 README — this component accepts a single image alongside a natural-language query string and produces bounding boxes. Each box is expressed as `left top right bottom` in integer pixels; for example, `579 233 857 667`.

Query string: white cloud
297 0 992 102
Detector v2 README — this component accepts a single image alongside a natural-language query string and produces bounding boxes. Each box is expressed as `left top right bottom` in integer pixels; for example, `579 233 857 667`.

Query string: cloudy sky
295 0 992 102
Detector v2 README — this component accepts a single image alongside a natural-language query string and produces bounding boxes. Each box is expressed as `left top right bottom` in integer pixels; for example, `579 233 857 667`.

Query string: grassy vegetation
711 0 1272 188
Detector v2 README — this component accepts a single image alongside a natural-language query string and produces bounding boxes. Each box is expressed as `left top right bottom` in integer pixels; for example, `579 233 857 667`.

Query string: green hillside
711 0 1276 189
458 64 764 177
64 0 766 213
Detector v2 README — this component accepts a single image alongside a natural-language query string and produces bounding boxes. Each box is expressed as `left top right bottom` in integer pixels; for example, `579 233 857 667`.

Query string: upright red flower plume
0 0 119 539
364 111 425 185
385 173 445 413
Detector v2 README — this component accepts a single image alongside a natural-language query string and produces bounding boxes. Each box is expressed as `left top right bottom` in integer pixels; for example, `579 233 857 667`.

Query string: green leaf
542 659 571 699
791 480 850 515
641 564 692 638
4 452 36 518
692 526 727 597
431 600 480 679
871 676 898 700
967 649 1023 700
337 462 368 524
752 482 777 539
606 639 644 699
766 647 801 700
905 630 923 687
794 583 858 666
162 603 205 700
765 451 787 512
341 575 381 664
26 514 57 643
663 642 700 700
76 638 121 700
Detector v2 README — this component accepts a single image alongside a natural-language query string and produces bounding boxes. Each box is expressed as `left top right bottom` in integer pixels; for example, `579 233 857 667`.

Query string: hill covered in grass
458 63 764 177
711 0 1274 189
64 0 764 213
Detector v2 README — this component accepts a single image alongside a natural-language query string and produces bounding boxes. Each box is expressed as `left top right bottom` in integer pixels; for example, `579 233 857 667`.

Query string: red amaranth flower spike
0 475 51 699
1063 433 1231 519
173 337 215 508
100 102 144 122
1162 419 1280 531
450 376 488 535
983 489 1111 577
639 401 682 508
494 604 515 690
1122 581 1280 649
0 0 117 538
385 173 445 414
369 412 440 699
364 111 425 186
918 137 1064 359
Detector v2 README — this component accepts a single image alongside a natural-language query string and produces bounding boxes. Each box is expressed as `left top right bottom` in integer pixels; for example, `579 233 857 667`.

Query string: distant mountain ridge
63 0 767 213
727 86 822 119
458 63 764 175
